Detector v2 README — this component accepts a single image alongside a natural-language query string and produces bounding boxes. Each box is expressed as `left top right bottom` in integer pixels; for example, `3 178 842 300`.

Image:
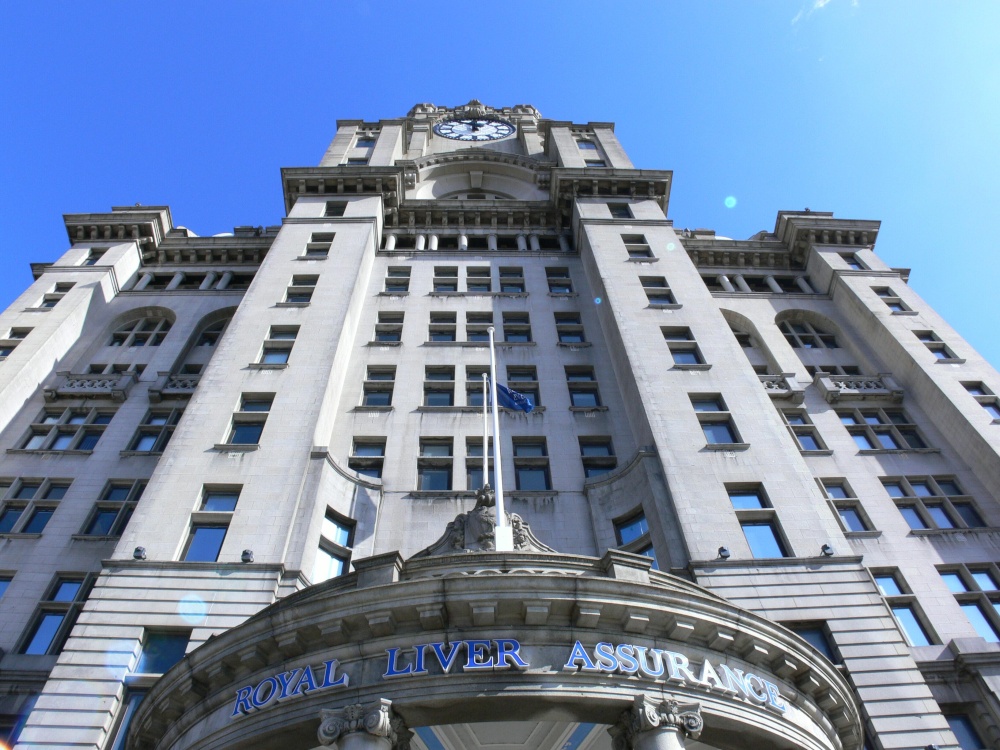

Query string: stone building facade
1 101 998 750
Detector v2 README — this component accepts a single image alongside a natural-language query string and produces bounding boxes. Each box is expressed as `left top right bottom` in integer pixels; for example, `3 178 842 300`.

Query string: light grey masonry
2 101 999 750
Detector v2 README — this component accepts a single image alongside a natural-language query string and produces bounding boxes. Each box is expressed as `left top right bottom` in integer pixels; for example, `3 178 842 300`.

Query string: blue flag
494 382 535 413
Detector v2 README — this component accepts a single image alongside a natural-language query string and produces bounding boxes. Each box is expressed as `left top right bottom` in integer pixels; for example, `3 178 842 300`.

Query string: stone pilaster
317 699 411 750
609 695 704 750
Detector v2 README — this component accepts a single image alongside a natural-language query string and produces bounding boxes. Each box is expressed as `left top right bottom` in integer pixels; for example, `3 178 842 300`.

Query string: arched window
778 321 839 349
109 318 172 347
196 320 228 347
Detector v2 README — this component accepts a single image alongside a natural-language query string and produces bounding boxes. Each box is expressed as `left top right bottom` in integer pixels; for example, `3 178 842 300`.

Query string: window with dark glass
692 394 741 445
284 275 317 304
874 569 935 646
325 201 348 217
226 394 273 446
663 327 705 366
20 407 114 452
428 312 456 342
607 202 632 219
110 317 172 347
839 408 928 451
362 367 394 407
883 476 984 530
623 234 652 259
417 439 453 491
499 267 525 294
423 366 455 406
432 266 458 293
566 367 601 408
466 439 495 490
314 509 354 582
82 481 143 536
466 312 492 342
304 232 334 258
502 312 531 342
349 439 385 479
259 325 298 364
183 525 228 562
580 438 616 478
466 267 491 293
384 266 410 293
513 439 551 491
779 321 839 349
781 409 827 451
508 367 540 407
374 312 404 342
18 575 91 655
136 631 190 674
614 509 658 569
546 267 573 294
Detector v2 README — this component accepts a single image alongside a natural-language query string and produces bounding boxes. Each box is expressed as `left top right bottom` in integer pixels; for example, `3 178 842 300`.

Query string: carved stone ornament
608 695 704 750
412 486 556 557
317 698 411 749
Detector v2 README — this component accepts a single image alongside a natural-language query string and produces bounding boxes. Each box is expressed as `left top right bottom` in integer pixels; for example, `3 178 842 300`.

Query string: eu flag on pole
494 382 535 413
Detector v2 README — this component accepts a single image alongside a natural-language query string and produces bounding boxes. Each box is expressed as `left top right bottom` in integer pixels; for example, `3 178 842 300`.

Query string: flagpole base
494 525 514 552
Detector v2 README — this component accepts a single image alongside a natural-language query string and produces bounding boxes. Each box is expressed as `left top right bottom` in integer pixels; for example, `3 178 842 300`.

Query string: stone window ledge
558 341 592 348
378 291 410 297
296 255 328 261
354 406 394 412
570 406 608 413
366 341 402 347
672 363 712 371
890 310 919 316
119 450 162 458
703 442 751 451
910 527 996 537
275 302 310 308
248 363 288 370
857 448 940 456
800 449 835 456
0 533 42 540
548 292 579 298
6 448 94 456
22 307 53 313
71 534 120 541
626 257 660 263
845 530 883 539
648 303 683 310
933 358 967 365
212 443 259 452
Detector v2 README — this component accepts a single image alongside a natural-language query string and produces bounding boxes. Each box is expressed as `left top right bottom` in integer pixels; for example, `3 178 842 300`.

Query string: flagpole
481 373 489 489
487 326 513 551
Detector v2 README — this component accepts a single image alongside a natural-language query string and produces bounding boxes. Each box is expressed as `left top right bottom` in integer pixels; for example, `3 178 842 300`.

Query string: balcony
814 373 903 404
148 371 201 402
44 371 137 402
759 373 804 404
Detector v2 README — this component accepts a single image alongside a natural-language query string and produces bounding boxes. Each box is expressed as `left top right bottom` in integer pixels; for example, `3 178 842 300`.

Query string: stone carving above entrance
318 698 412 750
412 486 555 557
609 695 703 750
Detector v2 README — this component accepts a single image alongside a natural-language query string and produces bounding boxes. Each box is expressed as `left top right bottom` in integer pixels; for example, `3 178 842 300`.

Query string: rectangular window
913 329 959 360
607 202 632 219
728 487 767 510
349 439 385 479
129 408 183 453
741 520 789 558
577 139 598 151
226 394 273 446
623 234 652 260
259 325 298 365
781 410 827 451
840 253 864 270
19 575 91 655
566 367 601 409
0 479 70 535
465 366 489 407
884 476 983 531
432 266 458 293
502 312 532 343
785 622 839 663
939 564 1000 643
201 486 240 512
374 312 404 343
821 480 872 533
873 569 935 646
83 481 144 536
355 137 377 149
663 327 705 366
545 267 573 294
691 394 741 445
555 312 586 344
417 439 453 491
136 631 190 674
641 276 675 306
183 525 228 562
82 248 107 266
946 715 987 750
507 367 540 407
466 267 492 293
20 407 114 452
499 267 525 294
304 232 334 259
284 275 317 304
585 159 607 168
314 509 354 582
428 312 456 342
513 439 551 491
580 438 616 478
466 439 495 490
963 382 1000 420
423 366 455 407
384 266 410 293
324 201 348 217
839 407 928 451
872 286 911 312
362 367 394 407
466 312 493 342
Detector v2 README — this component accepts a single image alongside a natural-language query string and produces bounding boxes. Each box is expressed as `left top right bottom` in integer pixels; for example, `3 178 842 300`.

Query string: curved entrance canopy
127 550 861 750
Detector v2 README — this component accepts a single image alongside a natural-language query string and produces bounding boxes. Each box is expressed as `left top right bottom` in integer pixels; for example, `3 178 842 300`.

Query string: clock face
433 118 516 142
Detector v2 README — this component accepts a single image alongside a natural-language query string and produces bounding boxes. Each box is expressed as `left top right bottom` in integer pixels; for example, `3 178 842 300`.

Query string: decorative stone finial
318 699 411 749
411 486 555 557
609 695 704 750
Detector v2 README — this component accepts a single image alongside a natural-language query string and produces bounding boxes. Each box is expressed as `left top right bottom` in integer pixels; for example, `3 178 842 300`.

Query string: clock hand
470 120 482 132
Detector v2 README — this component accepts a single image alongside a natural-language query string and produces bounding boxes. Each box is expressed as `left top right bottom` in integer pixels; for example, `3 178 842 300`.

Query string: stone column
318 699 411 750
458 234 468 251
558 234 571 253
516 234 528 252
415 234 426 251
528 234 541 252
199 272 218 291
795 276 814 294
165 272 185 291
487 234 498 252
133 273 154 291
717 275 735 293
383 234 397 251
608 695 703 750
732 274 752 293
427 234 439 251
764 275 784 294
216 271 234 290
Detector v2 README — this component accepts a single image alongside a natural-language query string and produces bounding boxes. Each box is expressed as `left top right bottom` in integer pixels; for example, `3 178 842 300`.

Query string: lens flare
724 196 738 209
594 297 602 305
178 593 207 625
666 242 676 251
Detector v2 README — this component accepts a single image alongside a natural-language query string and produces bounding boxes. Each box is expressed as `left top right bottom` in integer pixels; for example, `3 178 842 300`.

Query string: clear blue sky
2 2 998 367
